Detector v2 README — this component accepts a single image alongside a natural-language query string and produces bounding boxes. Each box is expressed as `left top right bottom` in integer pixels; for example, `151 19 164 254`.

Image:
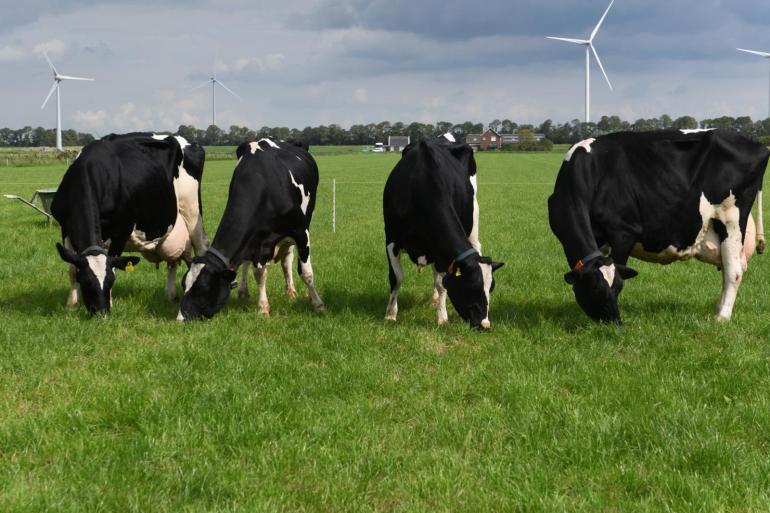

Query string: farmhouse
387 135 410 152
466 129 546 151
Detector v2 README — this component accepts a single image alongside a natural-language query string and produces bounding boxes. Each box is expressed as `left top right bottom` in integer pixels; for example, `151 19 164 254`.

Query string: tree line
5 115 770 147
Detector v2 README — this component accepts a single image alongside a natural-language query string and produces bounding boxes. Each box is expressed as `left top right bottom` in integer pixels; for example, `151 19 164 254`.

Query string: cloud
34 39 67 57
73 109 108 129
0 45 24 61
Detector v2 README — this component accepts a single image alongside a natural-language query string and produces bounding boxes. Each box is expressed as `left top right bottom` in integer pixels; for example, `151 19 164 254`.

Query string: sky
2 0 770 134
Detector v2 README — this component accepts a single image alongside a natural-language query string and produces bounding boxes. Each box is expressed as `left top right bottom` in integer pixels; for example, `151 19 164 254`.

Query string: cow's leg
165 261 178 302
385 242 403 321
187 216 209 256
253 262 270 317
278 242 297 299
433 266 448 325
295 230 324 313
237 262 250 299
716 216 744 322
63 237 78 308
756 191 765 254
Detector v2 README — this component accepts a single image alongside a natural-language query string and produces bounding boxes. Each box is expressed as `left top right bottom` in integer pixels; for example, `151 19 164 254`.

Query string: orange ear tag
125 262 135 273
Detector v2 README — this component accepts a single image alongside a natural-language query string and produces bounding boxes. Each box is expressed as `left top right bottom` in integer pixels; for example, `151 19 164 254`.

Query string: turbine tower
193 71 241 127
40 52 94 151
736 48 770 119
547 0 615 123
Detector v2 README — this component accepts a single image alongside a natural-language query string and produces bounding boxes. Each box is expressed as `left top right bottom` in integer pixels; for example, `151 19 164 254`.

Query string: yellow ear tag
455 268 461 277
125 262 134 273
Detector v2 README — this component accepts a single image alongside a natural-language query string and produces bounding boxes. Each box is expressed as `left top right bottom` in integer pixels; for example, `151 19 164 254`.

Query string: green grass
2 152 770 512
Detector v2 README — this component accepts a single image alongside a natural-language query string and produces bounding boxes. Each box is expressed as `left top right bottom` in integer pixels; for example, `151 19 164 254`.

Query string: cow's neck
428 208 476 270
550 189 600 268
208 190 267 267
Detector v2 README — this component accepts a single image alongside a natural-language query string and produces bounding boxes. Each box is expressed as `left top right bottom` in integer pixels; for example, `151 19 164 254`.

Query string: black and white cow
177 138 324 320
548 129 769 324
383 134 503 329
51 132 208 314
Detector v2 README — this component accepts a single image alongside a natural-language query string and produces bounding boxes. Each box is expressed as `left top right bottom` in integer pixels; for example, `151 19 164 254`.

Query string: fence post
332 178 336 233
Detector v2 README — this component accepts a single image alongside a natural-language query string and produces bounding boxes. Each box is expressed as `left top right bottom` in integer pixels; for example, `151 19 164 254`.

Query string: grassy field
1 151 770 512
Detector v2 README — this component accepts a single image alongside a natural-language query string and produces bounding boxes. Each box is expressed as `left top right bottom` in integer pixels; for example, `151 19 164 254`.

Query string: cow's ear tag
125 261 135 273
455 268 461 277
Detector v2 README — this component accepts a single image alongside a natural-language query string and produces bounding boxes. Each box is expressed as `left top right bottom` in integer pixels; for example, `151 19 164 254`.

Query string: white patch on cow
599 264 616 287
443 133 456 143
680 128 716 135
469 174 478 194
184 262 205 293
258 138 280 149
296 155 302 161
86 254 108 290
289 171 310 214
480 261 493 329
469 174 481 253
417 256 427 266
174 136 190 151
152 134 166 141
565 138 596 162
248 141 260 154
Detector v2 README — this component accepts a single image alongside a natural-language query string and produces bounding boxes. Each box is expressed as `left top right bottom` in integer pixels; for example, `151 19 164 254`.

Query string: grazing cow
177 138 324 320
51 132 209 314
383 134 503 329
548 129 769 324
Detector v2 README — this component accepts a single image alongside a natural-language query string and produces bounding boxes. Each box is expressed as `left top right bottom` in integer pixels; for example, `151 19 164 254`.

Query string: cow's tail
756 190 765 254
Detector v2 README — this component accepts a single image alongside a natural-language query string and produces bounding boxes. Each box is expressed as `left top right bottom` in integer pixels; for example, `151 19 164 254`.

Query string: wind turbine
192 71 241 127
736 48 770 119
547 0 615 123
40 52 94 151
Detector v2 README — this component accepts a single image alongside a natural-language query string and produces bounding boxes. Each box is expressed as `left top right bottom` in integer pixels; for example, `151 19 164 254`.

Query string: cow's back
52 135 179 243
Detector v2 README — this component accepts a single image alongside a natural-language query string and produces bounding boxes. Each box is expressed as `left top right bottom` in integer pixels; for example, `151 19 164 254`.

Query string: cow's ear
236 142 251 160
616 264 638 280
491 261 504 272
56 243 82 267
564 269 579 285
222 269 237 282
110 256 141 271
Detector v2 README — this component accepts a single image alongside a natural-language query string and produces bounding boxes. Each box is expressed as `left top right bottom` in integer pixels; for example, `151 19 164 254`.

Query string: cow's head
177 253 237 321
442 253 504 329
564 256 638 325
56 243 140 315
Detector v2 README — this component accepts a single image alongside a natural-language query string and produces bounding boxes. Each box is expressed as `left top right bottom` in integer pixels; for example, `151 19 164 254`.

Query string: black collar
206 247 231 269
572 250 604 271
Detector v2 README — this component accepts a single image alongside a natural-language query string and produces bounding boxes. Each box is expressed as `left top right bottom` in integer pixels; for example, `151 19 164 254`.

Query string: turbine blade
57 75 94 81
190 80 211 91
737 48 770 58
591 44 613 91
43 51 58 75
214 79 241 100
41 82 58 109
590 0 615 41
547 36 590 45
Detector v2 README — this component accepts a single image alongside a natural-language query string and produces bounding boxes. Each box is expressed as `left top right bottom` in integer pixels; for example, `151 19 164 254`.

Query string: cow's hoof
66 302 79 309
286 288 298 299
238 290 250 300
384 314 397 322
314 304 326 315
715 314 731 322
758 240 765 255
258 303 270 317
437 317 449 326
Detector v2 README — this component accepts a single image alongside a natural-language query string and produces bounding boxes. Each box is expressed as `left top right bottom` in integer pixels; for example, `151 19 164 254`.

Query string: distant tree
488 119 501 132
672 116 698 130
500 119 517 133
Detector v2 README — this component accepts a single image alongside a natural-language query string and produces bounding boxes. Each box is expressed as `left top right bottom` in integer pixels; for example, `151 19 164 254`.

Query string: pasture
1 150 770 512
